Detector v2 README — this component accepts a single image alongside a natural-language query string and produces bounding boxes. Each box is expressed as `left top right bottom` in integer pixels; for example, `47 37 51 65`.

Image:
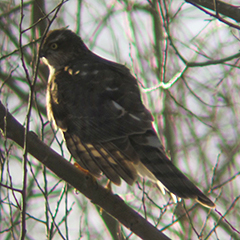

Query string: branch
185 0 240 23
0 101 171 240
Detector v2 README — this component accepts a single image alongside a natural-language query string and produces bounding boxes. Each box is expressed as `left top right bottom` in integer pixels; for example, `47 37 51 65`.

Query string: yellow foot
74 162 89 174
74 162 98 188
105 180 112 192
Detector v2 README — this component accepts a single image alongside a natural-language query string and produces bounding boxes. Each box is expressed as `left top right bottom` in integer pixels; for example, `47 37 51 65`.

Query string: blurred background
0 0 239 239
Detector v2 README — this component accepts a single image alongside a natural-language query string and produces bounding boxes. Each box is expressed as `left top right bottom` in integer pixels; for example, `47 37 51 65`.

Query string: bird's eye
50 43 58 50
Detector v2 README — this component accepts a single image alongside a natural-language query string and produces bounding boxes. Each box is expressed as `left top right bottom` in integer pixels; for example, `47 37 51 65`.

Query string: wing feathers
95 143 137 185
64 132 102 177
64 132 137 186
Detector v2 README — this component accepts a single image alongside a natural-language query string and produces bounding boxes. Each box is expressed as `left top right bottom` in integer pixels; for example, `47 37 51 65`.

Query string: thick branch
186 0 240 22
0 101 171 240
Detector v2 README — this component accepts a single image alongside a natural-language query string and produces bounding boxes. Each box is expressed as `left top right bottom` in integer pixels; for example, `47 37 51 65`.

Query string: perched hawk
40 29 215 208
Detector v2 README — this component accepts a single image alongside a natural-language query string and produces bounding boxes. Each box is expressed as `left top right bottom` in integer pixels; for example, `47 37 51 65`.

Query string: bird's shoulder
55 52 135 84
52 53 141 105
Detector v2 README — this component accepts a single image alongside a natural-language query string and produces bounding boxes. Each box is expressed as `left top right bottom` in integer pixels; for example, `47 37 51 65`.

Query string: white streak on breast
42 57 55 83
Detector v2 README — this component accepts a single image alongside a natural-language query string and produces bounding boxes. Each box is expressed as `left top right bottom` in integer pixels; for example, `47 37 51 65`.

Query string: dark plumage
40 29 215 208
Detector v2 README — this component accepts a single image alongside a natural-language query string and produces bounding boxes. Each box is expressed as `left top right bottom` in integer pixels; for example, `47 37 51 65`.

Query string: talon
105 180 112 192
74 162 98 187
74 162 89 174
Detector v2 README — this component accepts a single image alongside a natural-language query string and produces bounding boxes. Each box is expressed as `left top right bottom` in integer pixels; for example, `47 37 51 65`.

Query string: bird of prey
40 29 215 208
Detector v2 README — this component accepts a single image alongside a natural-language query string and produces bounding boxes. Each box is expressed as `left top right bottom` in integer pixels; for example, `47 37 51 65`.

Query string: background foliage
0 0 240 239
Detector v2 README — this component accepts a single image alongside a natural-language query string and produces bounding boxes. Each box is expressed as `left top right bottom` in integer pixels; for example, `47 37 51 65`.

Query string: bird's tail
130 130 215 208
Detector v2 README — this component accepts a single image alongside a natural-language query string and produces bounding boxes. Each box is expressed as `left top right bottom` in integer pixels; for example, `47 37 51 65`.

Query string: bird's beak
39 48 49 66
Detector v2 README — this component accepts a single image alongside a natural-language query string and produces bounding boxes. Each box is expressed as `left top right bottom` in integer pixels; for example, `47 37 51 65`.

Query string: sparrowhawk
40 29 215 208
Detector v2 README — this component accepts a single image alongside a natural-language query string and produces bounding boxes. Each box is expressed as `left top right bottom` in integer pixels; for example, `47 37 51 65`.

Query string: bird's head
40 29 89 69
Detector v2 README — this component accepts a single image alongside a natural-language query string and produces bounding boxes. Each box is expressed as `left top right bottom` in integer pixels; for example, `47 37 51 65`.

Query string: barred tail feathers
130 130 215 208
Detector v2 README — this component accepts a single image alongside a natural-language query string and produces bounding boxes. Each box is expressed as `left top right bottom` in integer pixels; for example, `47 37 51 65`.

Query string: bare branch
185 0 240 23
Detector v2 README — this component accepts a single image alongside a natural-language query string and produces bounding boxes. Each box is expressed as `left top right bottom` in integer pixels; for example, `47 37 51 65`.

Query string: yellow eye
50 43 58 50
